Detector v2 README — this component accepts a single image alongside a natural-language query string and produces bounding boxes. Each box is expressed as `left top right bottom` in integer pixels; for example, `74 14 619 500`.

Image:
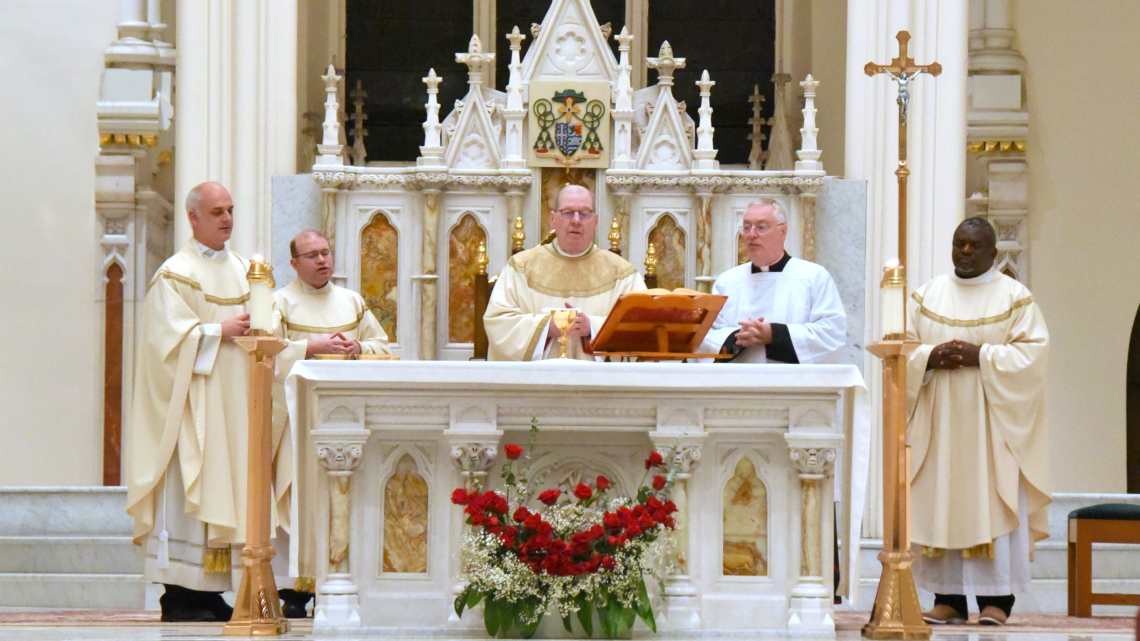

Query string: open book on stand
589 289 732 361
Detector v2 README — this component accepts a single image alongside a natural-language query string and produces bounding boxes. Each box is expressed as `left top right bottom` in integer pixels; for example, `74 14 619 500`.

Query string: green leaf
562 612 574 633
467 589 484 609
636 577 657 632
484 596 500 637
518 599 543 639
597 602 614 639
637 486 651 503
501 463 511 478
507 472 516 485
576 594 594 637
454 585 471 618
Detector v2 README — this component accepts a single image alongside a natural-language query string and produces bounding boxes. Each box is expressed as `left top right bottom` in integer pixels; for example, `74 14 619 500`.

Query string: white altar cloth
286 360 869 633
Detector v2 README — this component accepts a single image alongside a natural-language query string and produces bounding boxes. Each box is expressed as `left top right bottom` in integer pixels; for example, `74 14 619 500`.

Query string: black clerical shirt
719 252 799 363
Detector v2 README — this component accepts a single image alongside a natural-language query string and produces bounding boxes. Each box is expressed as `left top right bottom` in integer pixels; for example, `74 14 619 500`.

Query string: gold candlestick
224 332 289 637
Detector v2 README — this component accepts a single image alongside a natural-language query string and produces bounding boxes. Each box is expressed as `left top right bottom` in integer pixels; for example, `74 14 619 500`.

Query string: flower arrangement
452 421 681 639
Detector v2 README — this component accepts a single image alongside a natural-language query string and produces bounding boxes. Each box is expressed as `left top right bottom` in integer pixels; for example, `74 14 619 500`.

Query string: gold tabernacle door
589 289 732 361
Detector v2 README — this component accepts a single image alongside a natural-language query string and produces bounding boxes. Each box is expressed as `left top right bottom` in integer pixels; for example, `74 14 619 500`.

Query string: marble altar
285 360 869 635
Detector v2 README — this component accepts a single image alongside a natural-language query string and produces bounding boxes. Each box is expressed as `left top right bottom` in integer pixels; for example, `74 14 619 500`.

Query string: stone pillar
798 184 820 262
447 439 501 623
784 434 842 632
649 435 705 630
416 181 447 360
845 0 968 539
313 437 368 629
967 0 1029 283
174 0 298 257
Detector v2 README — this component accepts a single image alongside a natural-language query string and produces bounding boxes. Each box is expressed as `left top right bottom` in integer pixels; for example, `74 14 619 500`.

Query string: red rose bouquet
452 420 680 638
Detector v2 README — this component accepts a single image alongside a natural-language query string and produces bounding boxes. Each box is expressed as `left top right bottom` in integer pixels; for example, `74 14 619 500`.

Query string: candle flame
884 258 899 269
252 253 264 263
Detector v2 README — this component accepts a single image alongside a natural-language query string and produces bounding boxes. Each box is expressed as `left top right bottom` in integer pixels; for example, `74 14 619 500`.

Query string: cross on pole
865 31 941 272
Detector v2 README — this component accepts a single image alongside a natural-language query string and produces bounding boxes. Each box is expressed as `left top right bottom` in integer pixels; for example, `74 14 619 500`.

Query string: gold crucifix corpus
865 31 941 273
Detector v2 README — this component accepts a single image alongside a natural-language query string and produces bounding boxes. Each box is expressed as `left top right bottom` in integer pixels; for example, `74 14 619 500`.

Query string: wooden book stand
589 290 733 361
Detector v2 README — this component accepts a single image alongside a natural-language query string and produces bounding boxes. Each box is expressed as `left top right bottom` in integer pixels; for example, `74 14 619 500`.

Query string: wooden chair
1067 503 1140 616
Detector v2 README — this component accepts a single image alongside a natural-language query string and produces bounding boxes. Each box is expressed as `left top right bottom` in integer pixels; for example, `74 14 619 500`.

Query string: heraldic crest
528 80 610 168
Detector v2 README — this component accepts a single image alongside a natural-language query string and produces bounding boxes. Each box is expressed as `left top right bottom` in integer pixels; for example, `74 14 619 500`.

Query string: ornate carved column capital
449 442 500 473
316 443 365 474
784 433 842 479
787 446 837 479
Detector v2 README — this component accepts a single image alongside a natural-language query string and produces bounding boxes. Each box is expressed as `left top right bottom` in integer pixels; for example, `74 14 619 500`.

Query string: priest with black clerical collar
700 199 846 363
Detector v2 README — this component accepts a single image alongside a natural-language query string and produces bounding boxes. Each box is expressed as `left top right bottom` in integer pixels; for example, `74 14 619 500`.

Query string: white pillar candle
247 254 275 332
880 259 906 338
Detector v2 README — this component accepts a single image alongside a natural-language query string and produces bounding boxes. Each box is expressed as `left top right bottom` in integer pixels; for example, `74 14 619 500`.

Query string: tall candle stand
224 257 289 636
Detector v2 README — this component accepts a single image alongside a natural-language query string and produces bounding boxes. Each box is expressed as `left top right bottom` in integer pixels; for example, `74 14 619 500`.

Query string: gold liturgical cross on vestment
861 30 940 641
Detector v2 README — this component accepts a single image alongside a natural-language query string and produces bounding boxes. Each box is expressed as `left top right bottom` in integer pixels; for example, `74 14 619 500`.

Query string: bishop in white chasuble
907 218 1049 623
126 183 289 607
485 185 645 360
701 200 846 363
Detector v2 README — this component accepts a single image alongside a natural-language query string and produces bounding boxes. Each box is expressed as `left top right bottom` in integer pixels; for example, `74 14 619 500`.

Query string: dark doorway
346 0 474 162
648 0 777 165
1127 301 1140 492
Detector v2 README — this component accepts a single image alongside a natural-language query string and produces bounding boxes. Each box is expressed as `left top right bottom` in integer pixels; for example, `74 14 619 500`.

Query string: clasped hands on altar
217 312 360 356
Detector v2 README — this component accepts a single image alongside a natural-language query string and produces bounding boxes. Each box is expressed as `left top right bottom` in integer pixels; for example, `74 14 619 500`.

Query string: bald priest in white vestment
700 199 846 363
909 218 1050 626
127 182 291 622
485 185 645 360
269 229 390 617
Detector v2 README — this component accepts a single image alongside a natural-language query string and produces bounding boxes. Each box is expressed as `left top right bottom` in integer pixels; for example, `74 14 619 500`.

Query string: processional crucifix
861 31 940 641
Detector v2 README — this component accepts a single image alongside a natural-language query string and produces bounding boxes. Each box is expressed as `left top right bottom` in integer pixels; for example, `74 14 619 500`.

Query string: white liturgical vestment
271 278 390 580
485 242 645 360
701 256 846 363
127 240 289 592
906 269 1050 595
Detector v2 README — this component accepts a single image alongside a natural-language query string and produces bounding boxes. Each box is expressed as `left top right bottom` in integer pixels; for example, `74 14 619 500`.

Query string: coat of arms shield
528 81 610 168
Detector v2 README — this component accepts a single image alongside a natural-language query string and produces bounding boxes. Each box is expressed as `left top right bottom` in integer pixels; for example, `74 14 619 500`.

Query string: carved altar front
286 360 869 635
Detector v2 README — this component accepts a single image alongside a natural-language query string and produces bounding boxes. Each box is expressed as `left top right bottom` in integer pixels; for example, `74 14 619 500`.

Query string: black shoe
198 591 234 622
160 584 217 622
279 588 313 619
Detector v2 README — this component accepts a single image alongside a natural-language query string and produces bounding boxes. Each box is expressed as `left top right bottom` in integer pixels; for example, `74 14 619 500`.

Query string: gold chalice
547 307 580 359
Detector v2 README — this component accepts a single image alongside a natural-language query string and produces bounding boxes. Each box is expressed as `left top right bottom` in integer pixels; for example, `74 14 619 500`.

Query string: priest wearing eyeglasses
485 185 645 360
700 199 846 364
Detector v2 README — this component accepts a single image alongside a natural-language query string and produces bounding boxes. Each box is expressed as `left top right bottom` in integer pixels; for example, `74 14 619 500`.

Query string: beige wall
0 1 120 486
1017 0 1140 492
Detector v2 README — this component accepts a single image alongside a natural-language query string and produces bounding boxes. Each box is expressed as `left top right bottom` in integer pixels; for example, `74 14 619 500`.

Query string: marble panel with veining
448 215 486 344
648 214 686 291
271 174 322 286
360 213 399 341
816 179 867 371
722 457 768 576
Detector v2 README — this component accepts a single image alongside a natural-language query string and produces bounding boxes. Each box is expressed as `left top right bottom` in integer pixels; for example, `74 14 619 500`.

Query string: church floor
0 612 1134 641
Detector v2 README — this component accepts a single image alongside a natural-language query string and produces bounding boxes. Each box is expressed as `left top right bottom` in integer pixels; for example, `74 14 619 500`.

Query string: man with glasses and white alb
700 199 846 364
485 185 645 360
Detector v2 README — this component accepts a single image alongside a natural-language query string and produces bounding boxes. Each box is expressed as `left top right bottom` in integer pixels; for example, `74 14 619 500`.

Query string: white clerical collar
195 240 229 261
951 266 998 286
299 279 333 294
552 239 594 258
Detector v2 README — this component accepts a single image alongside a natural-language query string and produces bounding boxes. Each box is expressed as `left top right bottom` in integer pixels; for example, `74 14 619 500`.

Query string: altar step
849 492 1140 615
0 488 147 609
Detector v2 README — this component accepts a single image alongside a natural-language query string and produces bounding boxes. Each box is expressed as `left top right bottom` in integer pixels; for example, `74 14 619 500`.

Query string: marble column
419 187 444 361
784 434 842 632
844 0 968 539
174 0 299 257
447 440 501 623
798 186 820 262
313 438 368 629
649 435 705 630
693 189 714 292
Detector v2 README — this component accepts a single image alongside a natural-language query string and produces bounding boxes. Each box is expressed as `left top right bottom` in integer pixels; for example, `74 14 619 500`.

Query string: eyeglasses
740 222 785 235
295 249 333 260
555 209 596 221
